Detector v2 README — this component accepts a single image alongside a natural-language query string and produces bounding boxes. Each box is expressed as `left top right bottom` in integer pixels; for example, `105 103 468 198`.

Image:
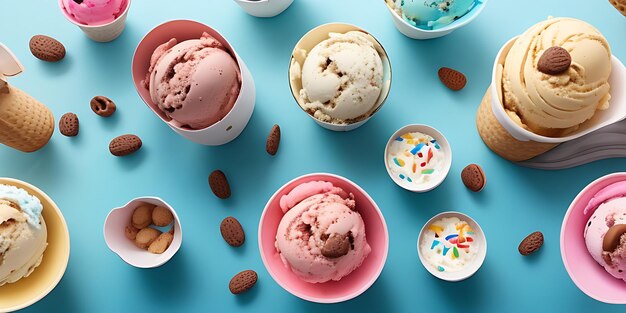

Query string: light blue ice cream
391 0 480 30
0 184 43 228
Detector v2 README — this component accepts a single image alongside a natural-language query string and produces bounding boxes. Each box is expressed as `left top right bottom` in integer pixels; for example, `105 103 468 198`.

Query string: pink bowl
561 172 626 304
259 173 389 303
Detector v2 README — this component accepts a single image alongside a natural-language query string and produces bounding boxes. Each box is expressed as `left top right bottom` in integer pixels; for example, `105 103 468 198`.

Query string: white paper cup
417 211 487 281
489 37 626 144
288 23 392 132
383 0 488 40
233 0 294 17
131 20 256 146
384 124 452 193
104 197 182 268
58 0 131 42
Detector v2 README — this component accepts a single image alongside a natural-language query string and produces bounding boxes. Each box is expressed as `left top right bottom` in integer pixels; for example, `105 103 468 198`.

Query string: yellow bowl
0 178 70 312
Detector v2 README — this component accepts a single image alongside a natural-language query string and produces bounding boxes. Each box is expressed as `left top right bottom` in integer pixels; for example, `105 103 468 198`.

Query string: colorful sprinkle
420 162 426 167
427 148 434 163
457 244 470 249
431 240 440 249
410 143 425 155
407 177 412 182
417 152 423 158
466 237 474 242
445 234 458 241
449 237 458 244
442 246 450 256
395 137 403 142
399 174 405 179
453 246 459 258
428 225 444 233
393 158 405 167
421 169 435 174
412 163 417 173
438 266 445 272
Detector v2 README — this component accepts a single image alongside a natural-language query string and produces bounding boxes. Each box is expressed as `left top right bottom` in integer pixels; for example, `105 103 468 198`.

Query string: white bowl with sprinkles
384 124 452 192
417 211 487 282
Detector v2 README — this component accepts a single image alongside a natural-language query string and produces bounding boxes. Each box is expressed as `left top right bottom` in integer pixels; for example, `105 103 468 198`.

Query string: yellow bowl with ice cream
0 178 70 312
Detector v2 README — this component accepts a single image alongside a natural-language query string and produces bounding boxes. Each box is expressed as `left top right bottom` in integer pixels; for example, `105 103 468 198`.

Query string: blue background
1 0 626 312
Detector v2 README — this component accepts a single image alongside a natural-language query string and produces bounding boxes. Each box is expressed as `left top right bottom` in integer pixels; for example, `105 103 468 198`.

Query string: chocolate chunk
321 233 350 258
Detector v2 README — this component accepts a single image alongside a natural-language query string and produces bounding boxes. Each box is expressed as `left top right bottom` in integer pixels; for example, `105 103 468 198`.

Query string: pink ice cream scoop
275 181 371 283
143 32 241 130
583 181 626 282
60 0 128 26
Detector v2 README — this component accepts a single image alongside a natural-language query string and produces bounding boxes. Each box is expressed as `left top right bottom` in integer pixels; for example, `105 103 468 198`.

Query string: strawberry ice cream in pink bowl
561 172 626 304
131 20 255 146
259 173 389 303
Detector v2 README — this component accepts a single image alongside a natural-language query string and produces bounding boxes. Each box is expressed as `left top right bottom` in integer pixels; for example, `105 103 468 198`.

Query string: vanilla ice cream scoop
296 31 384 124
0 185 47 286
502 17 612 137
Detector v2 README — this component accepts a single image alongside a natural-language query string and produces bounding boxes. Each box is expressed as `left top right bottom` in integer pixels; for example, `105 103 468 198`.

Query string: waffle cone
476 89 558 162
610 0 626 16
0 86 54 152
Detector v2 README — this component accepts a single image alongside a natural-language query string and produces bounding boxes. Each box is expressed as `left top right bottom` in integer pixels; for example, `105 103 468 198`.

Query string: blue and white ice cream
388 0 480 30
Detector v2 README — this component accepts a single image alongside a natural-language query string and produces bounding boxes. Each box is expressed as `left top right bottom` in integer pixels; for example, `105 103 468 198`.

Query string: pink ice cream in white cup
58 0 131 42
131 20 255 146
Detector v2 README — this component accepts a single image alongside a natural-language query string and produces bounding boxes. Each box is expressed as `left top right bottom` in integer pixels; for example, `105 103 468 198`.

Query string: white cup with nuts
103 197 182 268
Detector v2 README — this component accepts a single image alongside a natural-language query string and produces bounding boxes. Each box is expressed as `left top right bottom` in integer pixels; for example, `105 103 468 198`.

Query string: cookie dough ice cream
387 131 446 185
583 181 626 282
420 217 478 273
275 181 371 283
290 31 384 124
386 0 479 30
0 184 47 286
143 32 241 130
501 17 612 137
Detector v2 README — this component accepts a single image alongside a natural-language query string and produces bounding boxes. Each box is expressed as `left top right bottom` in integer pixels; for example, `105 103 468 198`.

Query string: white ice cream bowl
132 20 256 146
104 197 182 268
233 0 294 17
383 0 488 40
489 37 626 144
417 211 487 282
384 124 452 193
288 23 392 132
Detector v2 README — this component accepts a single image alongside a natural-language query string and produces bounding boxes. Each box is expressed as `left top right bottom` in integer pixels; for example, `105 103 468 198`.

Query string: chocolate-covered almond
321 233 350 258
603 224 626 252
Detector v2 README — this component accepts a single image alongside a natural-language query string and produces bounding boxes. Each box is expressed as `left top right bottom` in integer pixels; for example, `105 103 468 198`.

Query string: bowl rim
258 172 389 303
383 124 453 192
103 196 183 269
286 22 393 129
0 177 70 312
416 211 487 281
383 0 489 34
560 172 626 304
